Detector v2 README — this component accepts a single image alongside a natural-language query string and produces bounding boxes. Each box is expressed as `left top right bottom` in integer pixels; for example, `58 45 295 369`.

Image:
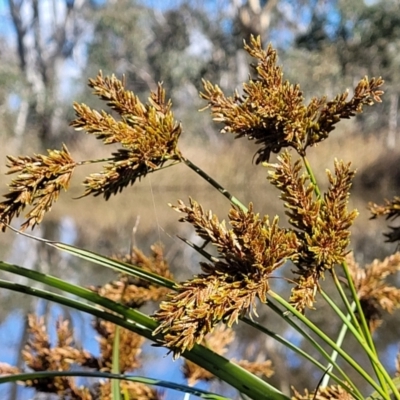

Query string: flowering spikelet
267 151 357 311
292 385 354 400
369 196 400 243
0 144 75 231
201 35 384 163
6 311 160 399
153 199 299 357
348 252 400 331
21 315 98 396
90 243 173 308
71 72 182 199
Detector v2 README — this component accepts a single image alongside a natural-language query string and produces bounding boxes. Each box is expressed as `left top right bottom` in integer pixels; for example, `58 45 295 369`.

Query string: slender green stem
177 236 218 263
112 326 122 400
331 269 388 395
341 261 377 354
270 291 388 399
242 317 362 399
330 270 363 335
301 155 321 198
182 157 248 212
320 301 356 388
0 372 231 400
264 301 362 399
320 290 399 399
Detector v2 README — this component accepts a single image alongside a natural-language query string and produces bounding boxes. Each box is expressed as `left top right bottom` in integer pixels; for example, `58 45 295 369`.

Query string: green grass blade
270 291 388 399
0 371 231 400
0 279 153 335
112 326 122 400
49 241 176 289
241 317 351 393
0 261 158 330
0 271 290 400
263 302 362 399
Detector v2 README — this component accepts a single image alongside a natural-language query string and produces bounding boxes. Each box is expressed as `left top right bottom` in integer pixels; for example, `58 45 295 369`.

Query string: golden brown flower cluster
71 72 182 199
0 73 183 231
153 199 299 356
13 315 98 398
201 36 383 163
292 385 354 400
0 145 76 231
90 243 173 308
268 151 358 311
369 196 400 243
347 252 400 332
16 314 160 399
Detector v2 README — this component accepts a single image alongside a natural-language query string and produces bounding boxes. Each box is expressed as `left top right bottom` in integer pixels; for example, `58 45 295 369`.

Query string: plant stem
331 269 388 395
270 291 389 399
242 317 362 399
264 301 362 399
301 155 321 198
320 302 356 388
321 290 398 399
182 157 248 212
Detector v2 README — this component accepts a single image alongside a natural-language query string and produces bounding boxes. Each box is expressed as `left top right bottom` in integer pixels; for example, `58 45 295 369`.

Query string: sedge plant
0 36 400 400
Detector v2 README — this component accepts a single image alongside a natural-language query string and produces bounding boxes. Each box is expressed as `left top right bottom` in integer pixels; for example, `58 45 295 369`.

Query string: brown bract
200 36 384 163
0 144 76 231
153 199 299 357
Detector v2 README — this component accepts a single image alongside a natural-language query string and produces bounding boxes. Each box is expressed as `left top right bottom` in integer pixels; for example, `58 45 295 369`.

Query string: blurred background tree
0 0 400 399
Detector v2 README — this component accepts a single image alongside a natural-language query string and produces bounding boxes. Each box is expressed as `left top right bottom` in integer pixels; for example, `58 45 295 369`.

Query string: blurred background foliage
0 0 400 399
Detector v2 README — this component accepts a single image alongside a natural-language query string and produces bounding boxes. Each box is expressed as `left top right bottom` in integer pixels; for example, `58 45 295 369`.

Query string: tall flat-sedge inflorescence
153 36 384 357
0 145 76 231
153 199 299 357
267 151 358 311
71 72 182 199
0 73 182 230
201 35 384 163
